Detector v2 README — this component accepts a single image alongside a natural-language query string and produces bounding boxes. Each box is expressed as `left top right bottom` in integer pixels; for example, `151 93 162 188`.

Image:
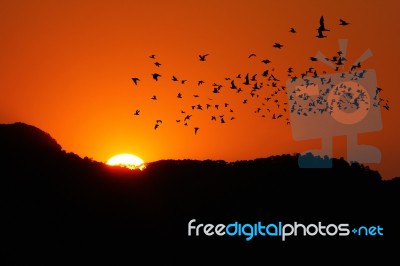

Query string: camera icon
286 40 382 168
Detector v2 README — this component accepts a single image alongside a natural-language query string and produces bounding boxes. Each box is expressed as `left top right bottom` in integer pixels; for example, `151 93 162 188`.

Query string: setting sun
106 154 146 170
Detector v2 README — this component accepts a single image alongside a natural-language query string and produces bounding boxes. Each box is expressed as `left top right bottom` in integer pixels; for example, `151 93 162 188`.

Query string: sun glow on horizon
106 154 146 170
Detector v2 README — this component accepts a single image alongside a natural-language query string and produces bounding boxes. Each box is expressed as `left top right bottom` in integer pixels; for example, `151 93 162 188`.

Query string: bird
151 95 157 100
154 62 161 67
243 74 250 85
198 80 205 86
199 54 209 61
154 124 159 130
248 53 256 58
316 28 327 38
273 43 283 49
177 93 182 98
194 127 199 135
156 120 162 124
134 110 140 115
318 15 330 31
152 73 161 81
149 54 156 59
316 15 329 38
172 76 179 81
131 77 140 85
339 19 349 26
261 59 271 64
310 57 318 61
181 80 187 84
211 116 216 121
220 117 225 123
243 99 248 104
230 80 237 89
289 27 296 33
184 114 192 121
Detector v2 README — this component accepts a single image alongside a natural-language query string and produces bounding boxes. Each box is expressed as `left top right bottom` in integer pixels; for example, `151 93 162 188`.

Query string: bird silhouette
194 127 199 135
316 16 329 38
198 80 205 86
154 62 161 67
181 80 187 84
248 53 256 58
156 120 162 124
152 73 161 81
318 15 330 31
261 59 271 64
273 43 283 49
172 76 179 81
149 54 156 59
131 77 140 85
134 110 140 115
316 28 327 38
199 54 209 61
243 74 250 85
177 93 182 98
151 95 157 100
211 116 216 121
310 57 318 61
230 80 237 89
154 124 159 130
220 117 225 123
339 19 349 26
289 27 296 33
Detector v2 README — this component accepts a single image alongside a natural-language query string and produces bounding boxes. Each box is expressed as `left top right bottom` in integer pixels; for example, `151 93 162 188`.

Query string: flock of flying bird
131 16 390 135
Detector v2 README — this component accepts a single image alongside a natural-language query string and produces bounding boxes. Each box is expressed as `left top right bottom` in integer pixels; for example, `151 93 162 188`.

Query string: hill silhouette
1 122 399 263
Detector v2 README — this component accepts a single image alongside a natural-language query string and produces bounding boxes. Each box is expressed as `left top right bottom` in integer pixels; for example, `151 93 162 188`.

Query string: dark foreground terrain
1 123 399 263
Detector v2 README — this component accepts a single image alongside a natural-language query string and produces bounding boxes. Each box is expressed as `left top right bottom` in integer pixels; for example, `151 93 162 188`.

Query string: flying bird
248 53 256 58
230 80 237 89
194 127 199 135
151 95 157 100
134 110 140 115
273 43 283 49
149 54 156 59
152 73 161 81
316 15 329 38
131 77 140 85
339 19 349 26
154 62 161 67
261 59 271 64
316 28 327 38
177 93 182 98
243 74 250 85
199 54 209 61
289 27 296 33
172 75 179 81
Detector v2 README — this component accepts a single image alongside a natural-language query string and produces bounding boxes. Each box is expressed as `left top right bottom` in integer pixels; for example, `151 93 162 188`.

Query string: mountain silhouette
1 122 399 263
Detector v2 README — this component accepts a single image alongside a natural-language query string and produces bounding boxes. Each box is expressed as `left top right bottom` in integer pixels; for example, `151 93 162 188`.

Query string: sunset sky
1 0 399 179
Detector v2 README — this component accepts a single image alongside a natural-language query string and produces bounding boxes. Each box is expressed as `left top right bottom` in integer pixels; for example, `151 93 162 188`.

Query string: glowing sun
106 154 146 170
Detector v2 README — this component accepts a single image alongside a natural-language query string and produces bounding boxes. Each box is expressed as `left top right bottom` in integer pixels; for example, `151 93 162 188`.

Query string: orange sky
1 0 399 179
